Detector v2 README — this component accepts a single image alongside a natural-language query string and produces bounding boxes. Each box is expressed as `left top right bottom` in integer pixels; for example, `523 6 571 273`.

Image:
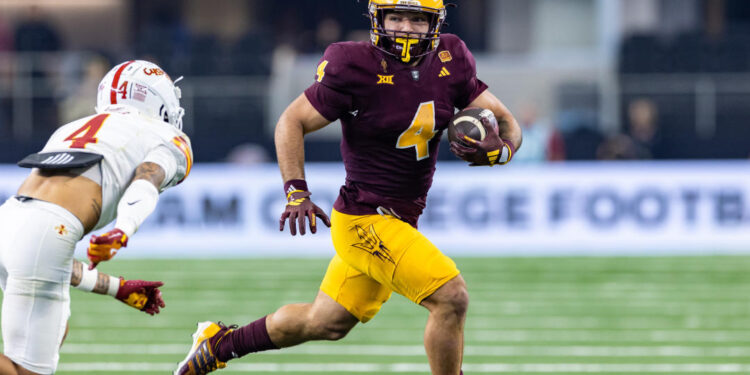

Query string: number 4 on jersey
64 114 109 149
396 101 437 160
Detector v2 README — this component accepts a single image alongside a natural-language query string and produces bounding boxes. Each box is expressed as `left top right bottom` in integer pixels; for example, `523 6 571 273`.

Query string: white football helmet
96 60 185 129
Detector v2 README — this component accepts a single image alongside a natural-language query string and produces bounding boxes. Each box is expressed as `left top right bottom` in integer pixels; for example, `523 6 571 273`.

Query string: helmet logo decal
377 75 394 85
116 81 128 100
143 67 165 76
110 60 135 104
133 83 148 102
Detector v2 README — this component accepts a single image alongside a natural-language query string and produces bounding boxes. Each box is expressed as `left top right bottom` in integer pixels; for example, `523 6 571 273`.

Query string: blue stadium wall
0 161 748 258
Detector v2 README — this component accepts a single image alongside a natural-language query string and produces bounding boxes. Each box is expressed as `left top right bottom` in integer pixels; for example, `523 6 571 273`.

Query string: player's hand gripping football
280 189 331 236
115 278 165 315
87 229 128 270
450 115 505 166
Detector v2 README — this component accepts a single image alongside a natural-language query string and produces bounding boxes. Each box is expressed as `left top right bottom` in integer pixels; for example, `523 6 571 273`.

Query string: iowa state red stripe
110 60 135 104
172 136 193 184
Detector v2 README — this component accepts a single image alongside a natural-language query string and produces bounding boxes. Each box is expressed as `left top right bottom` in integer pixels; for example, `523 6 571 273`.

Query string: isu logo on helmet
95 60 185 130
143 67 165 76
368 0 446 64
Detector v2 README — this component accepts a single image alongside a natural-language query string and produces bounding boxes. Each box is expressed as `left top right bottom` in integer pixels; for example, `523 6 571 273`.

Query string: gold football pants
320 209 460 322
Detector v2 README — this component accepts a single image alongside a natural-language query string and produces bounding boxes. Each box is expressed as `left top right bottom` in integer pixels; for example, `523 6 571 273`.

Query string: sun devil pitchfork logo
351 225 394 264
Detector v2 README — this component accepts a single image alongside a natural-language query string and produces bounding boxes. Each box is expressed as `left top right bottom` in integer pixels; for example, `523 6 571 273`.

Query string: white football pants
0 197 83 374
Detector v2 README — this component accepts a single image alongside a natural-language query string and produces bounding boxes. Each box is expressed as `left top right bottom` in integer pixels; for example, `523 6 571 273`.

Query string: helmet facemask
153 76 185 130
369 3 446 64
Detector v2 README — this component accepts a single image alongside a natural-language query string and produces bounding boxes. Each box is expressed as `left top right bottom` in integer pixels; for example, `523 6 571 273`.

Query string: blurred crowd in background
0 0 749 164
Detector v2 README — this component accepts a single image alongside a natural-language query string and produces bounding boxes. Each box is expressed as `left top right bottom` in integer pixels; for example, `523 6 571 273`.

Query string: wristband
107 276 121 297
283 179 308 200
497 139 516 165
75 266 98 292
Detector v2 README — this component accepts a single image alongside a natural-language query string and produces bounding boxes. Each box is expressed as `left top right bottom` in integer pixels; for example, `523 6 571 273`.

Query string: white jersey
39 107 193 230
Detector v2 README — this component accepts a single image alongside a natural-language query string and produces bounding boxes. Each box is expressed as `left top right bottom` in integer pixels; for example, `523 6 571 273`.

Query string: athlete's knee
0 354 43 375
308 316 356 341
319 323 352 341
0 354 19 375
15 364 43 375
17 366 43 375
307 308 357 341
425 276 469 318
445 279 469 318
304 291 358 341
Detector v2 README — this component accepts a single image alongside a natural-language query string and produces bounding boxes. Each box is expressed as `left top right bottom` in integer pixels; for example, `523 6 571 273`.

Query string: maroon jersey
304 34 488 227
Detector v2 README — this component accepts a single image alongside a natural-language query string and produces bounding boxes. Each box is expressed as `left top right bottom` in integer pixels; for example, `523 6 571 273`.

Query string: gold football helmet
368 0 447 63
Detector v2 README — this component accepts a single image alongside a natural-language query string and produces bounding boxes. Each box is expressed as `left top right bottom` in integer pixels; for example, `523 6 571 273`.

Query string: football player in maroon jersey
176 1 521 374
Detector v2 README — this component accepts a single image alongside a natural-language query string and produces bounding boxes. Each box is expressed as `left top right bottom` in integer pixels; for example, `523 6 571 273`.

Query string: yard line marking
60 343 750 357
53 328 750 345
56 362 750 373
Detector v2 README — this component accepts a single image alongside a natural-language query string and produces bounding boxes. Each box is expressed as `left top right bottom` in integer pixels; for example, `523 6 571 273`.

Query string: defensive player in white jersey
0 60 193 375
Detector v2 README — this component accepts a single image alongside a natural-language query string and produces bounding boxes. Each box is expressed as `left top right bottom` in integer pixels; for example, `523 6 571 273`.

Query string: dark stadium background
2 0 750 163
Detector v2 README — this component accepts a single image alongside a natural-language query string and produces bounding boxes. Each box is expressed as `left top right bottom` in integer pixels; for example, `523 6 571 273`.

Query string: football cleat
174 321 236 375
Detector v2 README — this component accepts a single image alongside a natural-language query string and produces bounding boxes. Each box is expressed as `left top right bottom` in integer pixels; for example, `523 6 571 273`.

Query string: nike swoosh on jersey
127 200 141 206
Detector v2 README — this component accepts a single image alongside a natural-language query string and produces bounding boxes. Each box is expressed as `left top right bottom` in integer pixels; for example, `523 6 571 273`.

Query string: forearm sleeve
114 179 159 237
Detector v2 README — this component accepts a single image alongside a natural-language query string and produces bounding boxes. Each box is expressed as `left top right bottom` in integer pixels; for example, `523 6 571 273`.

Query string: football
446 107 498 146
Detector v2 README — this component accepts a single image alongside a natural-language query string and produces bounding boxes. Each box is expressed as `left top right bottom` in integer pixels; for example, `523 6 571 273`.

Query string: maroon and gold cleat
174 321 235 375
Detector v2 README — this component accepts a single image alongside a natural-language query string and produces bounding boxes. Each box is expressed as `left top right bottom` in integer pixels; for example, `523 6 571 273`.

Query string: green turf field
3 256 750 374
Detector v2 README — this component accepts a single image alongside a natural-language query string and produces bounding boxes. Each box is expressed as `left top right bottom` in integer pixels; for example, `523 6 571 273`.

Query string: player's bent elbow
133 162 166 190
274 111 305 141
